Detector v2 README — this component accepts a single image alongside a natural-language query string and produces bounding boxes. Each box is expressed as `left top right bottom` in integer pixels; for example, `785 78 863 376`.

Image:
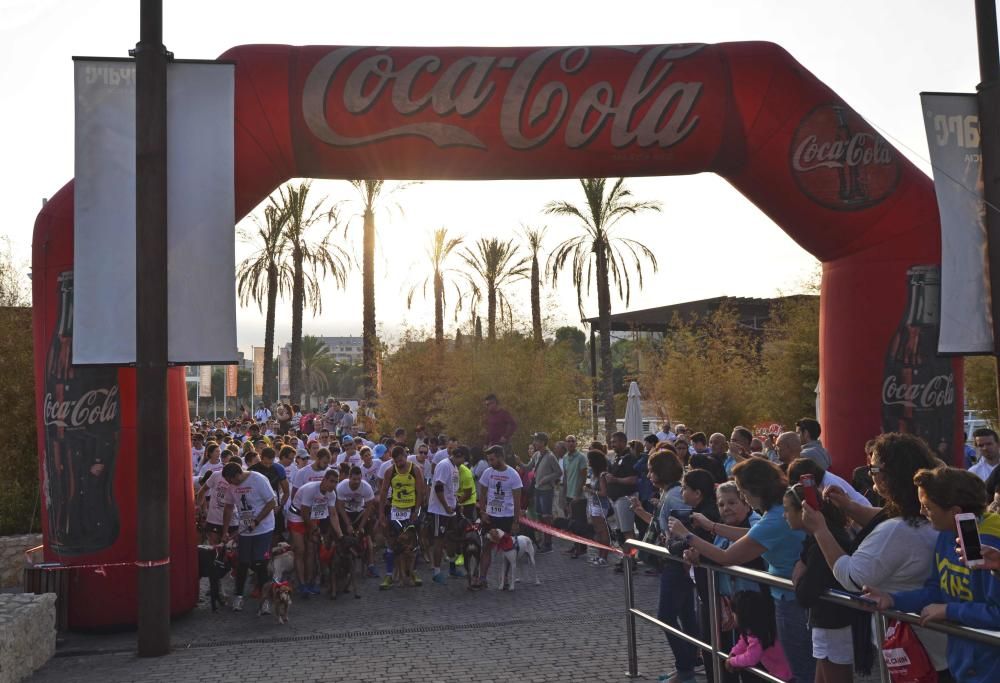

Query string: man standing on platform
483 394 517 453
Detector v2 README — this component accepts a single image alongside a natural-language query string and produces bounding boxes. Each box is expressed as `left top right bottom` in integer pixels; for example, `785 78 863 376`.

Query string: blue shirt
715 511 762 596
746 503 806 599
272 462 287 481
657 483 690 531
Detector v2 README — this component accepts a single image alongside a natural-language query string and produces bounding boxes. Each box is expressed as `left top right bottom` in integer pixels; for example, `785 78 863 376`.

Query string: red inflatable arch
33 42 960 627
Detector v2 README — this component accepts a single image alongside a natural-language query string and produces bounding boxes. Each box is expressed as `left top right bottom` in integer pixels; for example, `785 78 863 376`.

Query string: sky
0 0 982 359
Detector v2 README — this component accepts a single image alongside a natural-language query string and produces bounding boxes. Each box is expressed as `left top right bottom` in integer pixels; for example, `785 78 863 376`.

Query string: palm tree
273 181 351 406
406 227 464 343
545 178 661 436
236 205 292 406
345 180 414 408
521 225 548 346
459 237 530 341
301 335 334 409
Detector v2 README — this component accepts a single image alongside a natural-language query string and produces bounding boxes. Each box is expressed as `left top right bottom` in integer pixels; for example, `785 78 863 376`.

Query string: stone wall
0 535 42 589
0 593 56 683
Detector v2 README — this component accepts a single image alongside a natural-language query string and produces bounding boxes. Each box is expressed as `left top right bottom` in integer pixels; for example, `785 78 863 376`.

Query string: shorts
204 522 238 536
487 516 514 533
287 520 306 535
612 496 636 535
812 625 854 665
428 512 455 537
534 489 554 516
237 532 272 564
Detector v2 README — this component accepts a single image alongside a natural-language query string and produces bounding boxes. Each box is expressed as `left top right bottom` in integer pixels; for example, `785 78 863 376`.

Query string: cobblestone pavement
31 543 683 683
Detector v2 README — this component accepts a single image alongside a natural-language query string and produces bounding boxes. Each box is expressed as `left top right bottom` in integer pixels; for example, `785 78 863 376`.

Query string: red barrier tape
22 544 171 576
517 517 633 557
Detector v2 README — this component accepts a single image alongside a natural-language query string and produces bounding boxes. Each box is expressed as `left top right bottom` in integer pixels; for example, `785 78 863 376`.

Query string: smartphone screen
958 516 984 562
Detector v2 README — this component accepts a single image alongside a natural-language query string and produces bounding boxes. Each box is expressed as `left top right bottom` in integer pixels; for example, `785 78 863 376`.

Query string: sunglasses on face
866 464 882 476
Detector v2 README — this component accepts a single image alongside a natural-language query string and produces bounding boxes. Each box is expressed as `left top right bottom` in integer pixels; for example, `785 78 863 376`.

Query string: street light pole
135 0 170 657
975 0 1000 416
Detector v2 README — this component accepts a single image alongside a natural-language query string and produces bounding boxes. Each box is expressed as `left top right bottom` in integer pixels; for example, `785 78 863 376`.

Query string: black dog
197 544 230 611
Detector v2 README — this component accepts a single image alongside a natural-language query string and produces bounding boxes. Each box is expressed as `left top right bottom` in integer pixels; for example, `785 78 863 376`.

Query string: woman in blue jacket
865 466 1000 683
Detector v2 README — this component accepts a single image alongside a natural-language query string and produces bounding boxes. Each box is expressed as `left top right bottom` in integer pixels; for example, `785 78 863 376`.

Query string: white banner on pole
199 365 212 397
921 92 994 354
73 59 237 365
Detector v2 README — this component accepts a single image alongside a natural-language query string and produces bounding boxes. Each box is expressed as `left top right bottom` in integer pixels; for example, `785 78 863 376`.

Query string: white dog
485 528 539 591
268 542 295 582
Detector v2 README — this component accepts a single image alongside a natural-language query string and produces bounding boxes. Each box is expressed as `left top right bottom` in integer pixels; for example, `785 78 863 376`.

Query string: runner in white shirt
191 433 205 473
336 437 363 468
195 467 238 545
287 469 342 596
476 445 523 588
336 468 378 575
360 448 382 495
428 448 466 584
291 448 333 493
220 465 277 614
197 443 225 483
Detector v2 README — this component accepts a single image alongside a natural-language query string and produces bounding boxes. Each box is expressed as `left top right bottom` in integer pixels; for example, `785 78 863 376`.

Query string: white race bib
390 506 411 522
238 510 254 534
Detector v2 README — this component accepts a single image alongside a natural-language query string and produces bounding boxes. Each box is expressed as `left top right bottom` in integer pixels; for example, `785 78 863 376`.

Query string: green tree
0 237 29 307
274 181 351 406
554 325 587 355
236 205 292 405
642 306 762 434
406 227 464 343
301 336 335 409
0 307 37 534
521 225 547 346
459 237 530 341
546 178 661 436
965 356 998 424
756 296 820 427
345 180 414 409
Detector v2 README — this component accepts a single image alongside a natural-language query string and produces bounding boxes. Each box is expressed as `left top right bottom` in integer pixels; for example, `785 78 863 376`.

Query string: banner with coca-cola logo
33 40 961 627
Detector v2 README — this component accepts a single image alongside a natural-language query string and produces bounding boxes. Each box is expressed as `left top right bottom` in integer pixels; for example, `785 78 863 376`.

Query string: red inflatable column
32 181 198 629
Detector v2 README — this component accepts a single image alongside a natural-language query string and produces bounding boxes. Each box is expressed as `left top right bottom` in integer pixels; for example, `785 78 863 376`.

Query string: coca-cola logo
790 104 900 211
43 387 120 429
302 45 705 152
881 374 955 410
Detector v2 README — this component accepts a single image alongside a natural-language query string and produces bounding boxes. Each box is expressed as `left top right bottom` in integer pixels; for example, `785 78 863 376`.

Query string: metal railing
623 538 1000 683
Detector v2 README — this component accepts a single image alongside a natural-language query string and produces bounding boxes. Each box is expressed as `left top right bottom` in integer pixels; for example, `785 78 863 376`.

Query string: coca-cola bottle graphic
43 271 121 555
881 265 956 451
833 105 867 205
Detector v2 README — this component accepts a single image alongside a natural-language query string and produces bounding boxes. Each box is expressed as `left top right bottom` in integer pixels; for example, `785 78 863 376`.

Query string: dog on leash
197 542 233 611
268 542 295 582
272 581 293 624
458 522 483 590
393 525 419 587
485 528 539 591
330 535 363 599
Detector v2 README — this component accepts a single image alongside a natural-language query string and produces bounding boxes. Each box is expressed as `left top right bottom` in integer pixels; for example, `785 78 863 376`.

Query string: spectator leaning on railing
667 458 814 683
865 467 1000 683
801 432 948 675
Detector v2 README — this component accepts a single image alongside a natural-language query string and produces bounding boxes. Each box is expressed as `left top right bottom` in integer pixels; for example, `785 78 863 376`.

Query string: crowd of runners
189 396 1000 683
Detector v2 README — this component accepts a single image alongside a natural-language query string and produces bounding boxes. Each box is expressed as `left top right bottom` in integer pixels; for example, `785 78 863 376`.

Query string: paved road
31 543 681 682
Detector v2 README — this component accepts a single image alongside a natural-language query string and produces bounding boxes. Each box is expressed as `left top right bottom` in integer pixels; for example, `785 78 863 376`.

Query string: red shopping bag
881 619 938 683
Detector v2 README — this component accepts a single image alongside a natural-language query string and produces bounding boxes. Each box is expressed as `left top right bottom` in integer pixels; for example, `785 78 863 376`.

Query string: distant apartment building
281 336 363 365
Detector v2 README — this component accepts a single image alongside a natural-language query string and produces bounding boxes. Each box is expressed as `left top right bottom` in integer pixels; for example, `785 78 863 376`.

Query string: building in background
281 336 363 365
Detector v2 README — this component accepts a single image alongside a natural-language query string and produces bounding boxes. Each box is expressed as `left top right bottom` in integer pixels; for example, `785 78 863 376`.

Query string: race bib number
238 510 254 534
311 503 328 519
391 507 411 522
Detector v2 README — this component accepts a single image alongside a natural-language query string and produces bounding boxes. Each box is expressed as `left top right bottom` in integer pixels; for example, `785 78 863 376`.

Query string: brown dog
273 582 292 624
330 535 363 600
393 525 419 587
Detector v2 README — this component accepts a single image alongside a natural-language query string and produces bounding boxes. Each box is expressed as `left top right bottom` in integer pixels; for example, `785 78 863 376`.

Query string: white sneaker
232 595 244 612
258 598 271 615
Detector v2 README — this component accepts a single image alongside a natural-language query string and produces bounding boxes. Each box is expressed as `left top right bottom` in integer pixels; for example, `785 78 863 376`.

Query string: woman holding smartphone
865 467 1000 683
